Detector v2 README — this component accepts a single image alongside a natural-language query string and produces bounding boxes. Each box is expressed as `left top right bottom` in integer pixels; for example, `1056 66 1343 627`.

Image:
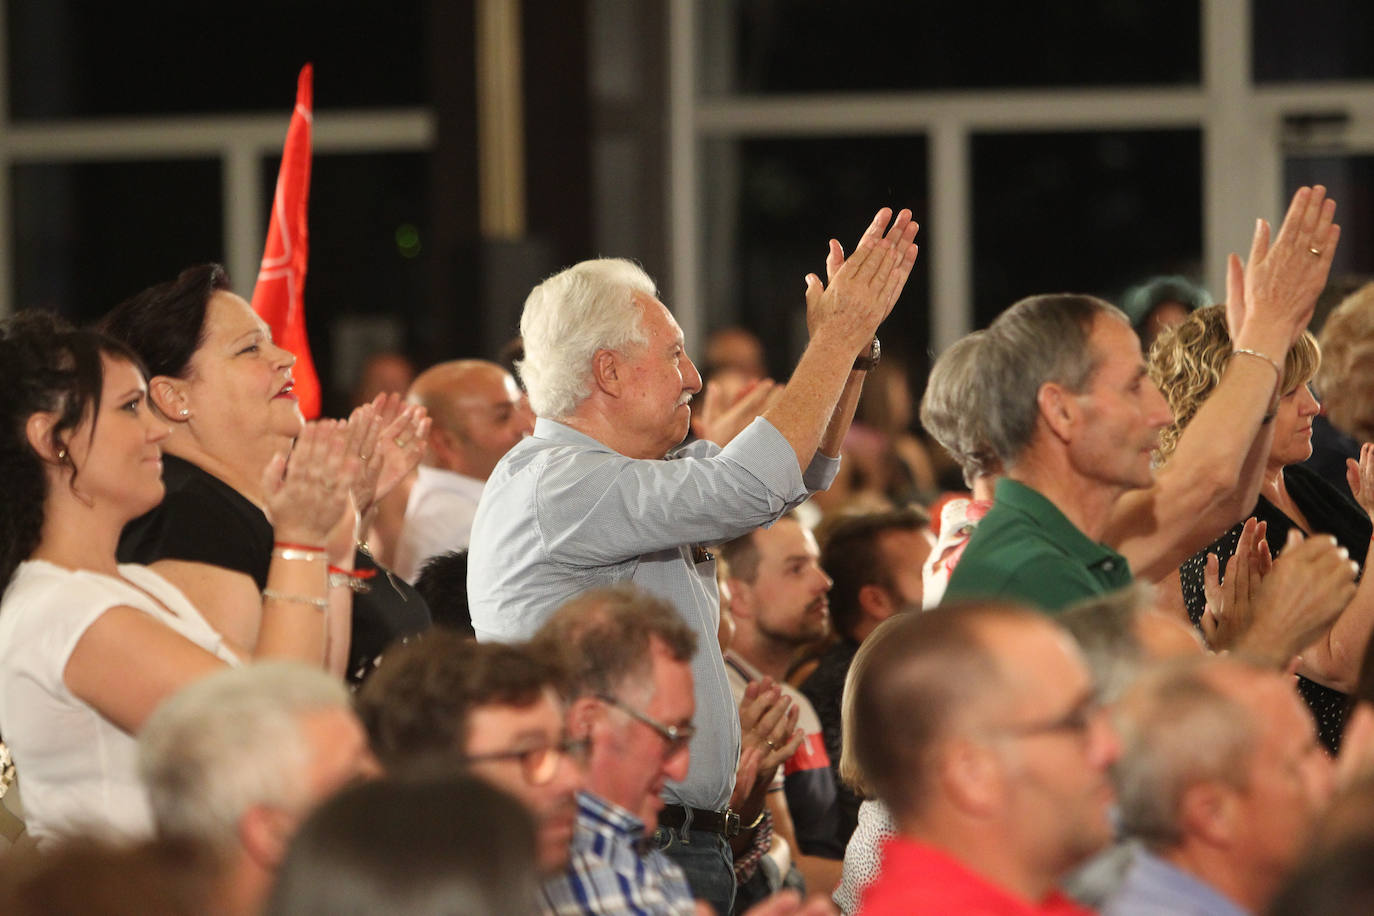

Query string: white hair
138 662 351 853
517 258 655 419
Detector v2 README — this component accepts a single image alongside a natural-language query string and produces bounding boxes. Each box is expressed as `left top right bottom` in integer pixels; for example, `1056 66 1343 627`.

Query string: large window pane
7 0 427 120
12 159 223 323
704 0 1200 95
261 151 430 414
1254 0 1374 83
701 135 929 380
971 130 1203 327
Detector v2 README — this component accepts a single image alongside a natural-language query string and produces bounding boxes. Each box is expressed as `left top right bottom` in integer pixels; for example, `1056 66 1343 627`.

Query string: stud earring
179 408 190 418
57 447 68 461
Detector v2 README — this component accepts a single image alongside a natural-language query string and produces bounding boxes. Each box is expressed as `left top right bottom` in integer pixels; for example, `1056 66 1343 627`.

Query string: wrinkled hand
264 420 361 546
1236 529 1358 666
1201 517 1265 650
741 890 839 916
1346 442 1374 517
693 377 782 446
1233 185 1339 349
804 207 919 353
349 392 430 515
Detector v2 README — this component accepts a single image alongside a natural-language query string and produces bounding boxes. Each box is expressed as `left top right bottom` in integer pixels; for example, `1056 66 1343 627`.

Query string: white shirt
0 560 238 846
393 465 486 582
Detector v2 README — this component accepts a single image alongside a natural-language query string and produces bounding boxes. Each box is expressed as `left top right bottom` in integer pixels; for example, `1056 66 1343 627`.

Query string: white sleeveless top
0 560 239 845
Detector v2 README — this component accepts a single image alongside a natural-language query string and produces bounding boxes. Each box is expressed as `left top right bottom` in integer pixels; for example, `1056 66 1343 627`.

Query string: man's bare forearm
817 369 867 460
764 333 862 472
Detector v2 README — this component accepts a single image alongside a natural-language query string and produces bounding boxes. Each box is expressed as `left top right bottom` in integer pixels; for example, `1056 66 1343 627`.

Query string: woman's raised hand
1345 442 1374 518
262 419 361 547
365 392 430 508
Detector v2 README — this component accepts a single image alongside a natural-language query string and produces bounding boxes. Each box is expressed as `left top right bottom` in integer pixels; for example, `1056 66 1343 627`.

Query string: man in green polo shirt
943 188 1344 613
945 476 1134 612
942 295 1159 611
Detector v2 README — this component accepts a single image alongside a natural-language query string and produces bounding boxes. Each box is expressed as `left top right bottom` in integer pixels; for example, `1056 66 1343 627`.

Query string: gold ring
765 739 776 751
394 437 406 448
360 453 372 462
1309 246 1322 256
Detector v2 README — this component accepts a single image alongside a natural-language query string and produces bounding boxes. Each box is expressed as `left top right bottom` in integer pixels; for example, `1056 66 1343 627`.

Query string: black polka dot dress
1180 464 1368 754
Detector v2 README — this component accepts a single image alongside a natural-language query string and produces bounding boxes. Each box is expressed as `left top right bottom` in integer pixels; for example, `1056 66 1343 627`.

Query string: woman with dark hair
266 776 541 916
1151 303 1374 751
100 265 431 682
0 311 353 845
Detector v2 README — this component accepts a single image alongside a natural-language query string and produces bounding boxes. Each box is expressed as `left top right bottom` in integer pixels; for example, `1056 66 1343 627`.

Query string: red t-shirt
857 836 1096 916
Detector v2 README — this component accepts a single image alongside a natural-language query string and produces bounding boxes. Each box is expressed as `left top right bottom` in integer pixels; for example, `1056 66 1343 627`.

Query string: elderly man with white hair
469 208 919 914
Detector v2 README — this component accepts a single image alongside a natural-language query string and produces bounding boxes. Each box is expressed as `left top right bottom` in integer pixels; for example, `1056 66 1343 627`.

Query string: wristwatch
853 336 881 372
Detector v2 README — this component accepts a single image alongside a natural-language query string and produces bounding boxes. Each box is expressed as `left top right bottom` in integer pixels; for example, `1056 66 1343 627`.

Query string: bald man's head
409 360 533 480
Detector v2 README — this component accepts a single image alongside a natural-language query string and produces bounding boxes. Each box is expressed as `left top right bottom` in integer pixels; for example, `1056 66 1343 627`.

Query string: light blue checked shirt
1103 848 1251 916
541 792 697 916
469 417 838 810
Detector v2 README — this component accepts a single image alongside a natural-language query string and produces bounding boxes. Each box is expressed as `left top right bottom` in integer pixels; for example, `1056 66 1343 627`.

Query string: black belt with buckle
658 804 741 837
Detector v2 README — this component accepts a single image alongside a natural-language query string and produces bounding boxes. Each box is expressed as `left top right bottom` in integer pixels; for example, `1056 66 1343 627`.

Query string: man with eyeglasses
531 587 702 915
355 630 585 874
847 601 1117 916
533 587 836 916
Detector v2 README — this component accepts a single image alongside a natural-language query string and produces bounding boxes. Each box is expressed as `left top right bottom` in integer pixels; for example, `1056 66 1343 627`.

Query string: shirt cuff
720 418 808 502
803 451 841 492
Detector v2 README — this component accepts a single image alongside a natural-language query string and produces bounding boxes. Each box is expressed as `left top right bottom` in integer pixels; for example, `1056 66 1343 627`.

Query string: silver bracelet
262 588 329 610
273 547 325 562
1231 347 1283 382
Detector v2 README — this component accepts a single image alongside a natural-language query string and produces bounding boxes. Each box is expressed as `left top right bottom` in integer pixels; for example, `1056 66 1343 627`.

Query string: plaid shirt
541 792 698 916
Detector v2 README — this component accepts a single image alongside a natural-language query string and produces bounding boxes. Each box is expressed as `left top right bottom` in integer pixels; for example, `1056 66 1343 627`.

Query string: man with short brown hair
850 602 1116 915
355 631 583 875
720 515 843 877
533 586 701 914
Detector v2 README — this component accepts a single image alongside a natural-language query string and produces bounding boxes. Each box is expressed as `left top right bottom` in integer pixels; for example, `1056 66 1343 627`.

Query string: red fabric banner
251 63 321 419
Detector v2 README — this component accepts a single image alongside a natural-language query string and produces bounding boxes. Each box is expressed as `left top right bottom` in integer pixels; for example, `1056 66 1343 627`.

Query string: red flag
252 63 321 419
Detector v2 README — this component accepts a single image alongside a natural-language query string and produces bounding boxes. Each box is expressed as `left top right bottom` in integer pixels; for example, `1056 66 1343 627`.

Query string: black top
798 637 862 850
1180 463 1369 753
120 454 272 586
1303 414 1362 497
119 454 431 686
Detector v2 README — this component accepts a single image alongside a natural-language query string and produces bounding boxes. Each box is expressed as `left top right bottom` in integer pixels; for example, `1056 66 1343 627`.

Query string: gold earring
57 447 68 461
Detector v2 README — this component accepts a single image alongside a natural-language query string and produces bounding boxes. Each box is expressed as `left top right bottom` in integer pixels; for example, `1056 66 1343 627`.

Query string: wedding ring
1309 246 1322 256
394 437 406 448
765 739 776 751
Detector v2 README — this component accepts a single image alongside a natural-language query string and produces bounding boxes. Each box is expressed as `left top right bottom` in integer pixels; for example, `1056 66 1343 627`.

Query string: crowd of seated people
8 189 1374 916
